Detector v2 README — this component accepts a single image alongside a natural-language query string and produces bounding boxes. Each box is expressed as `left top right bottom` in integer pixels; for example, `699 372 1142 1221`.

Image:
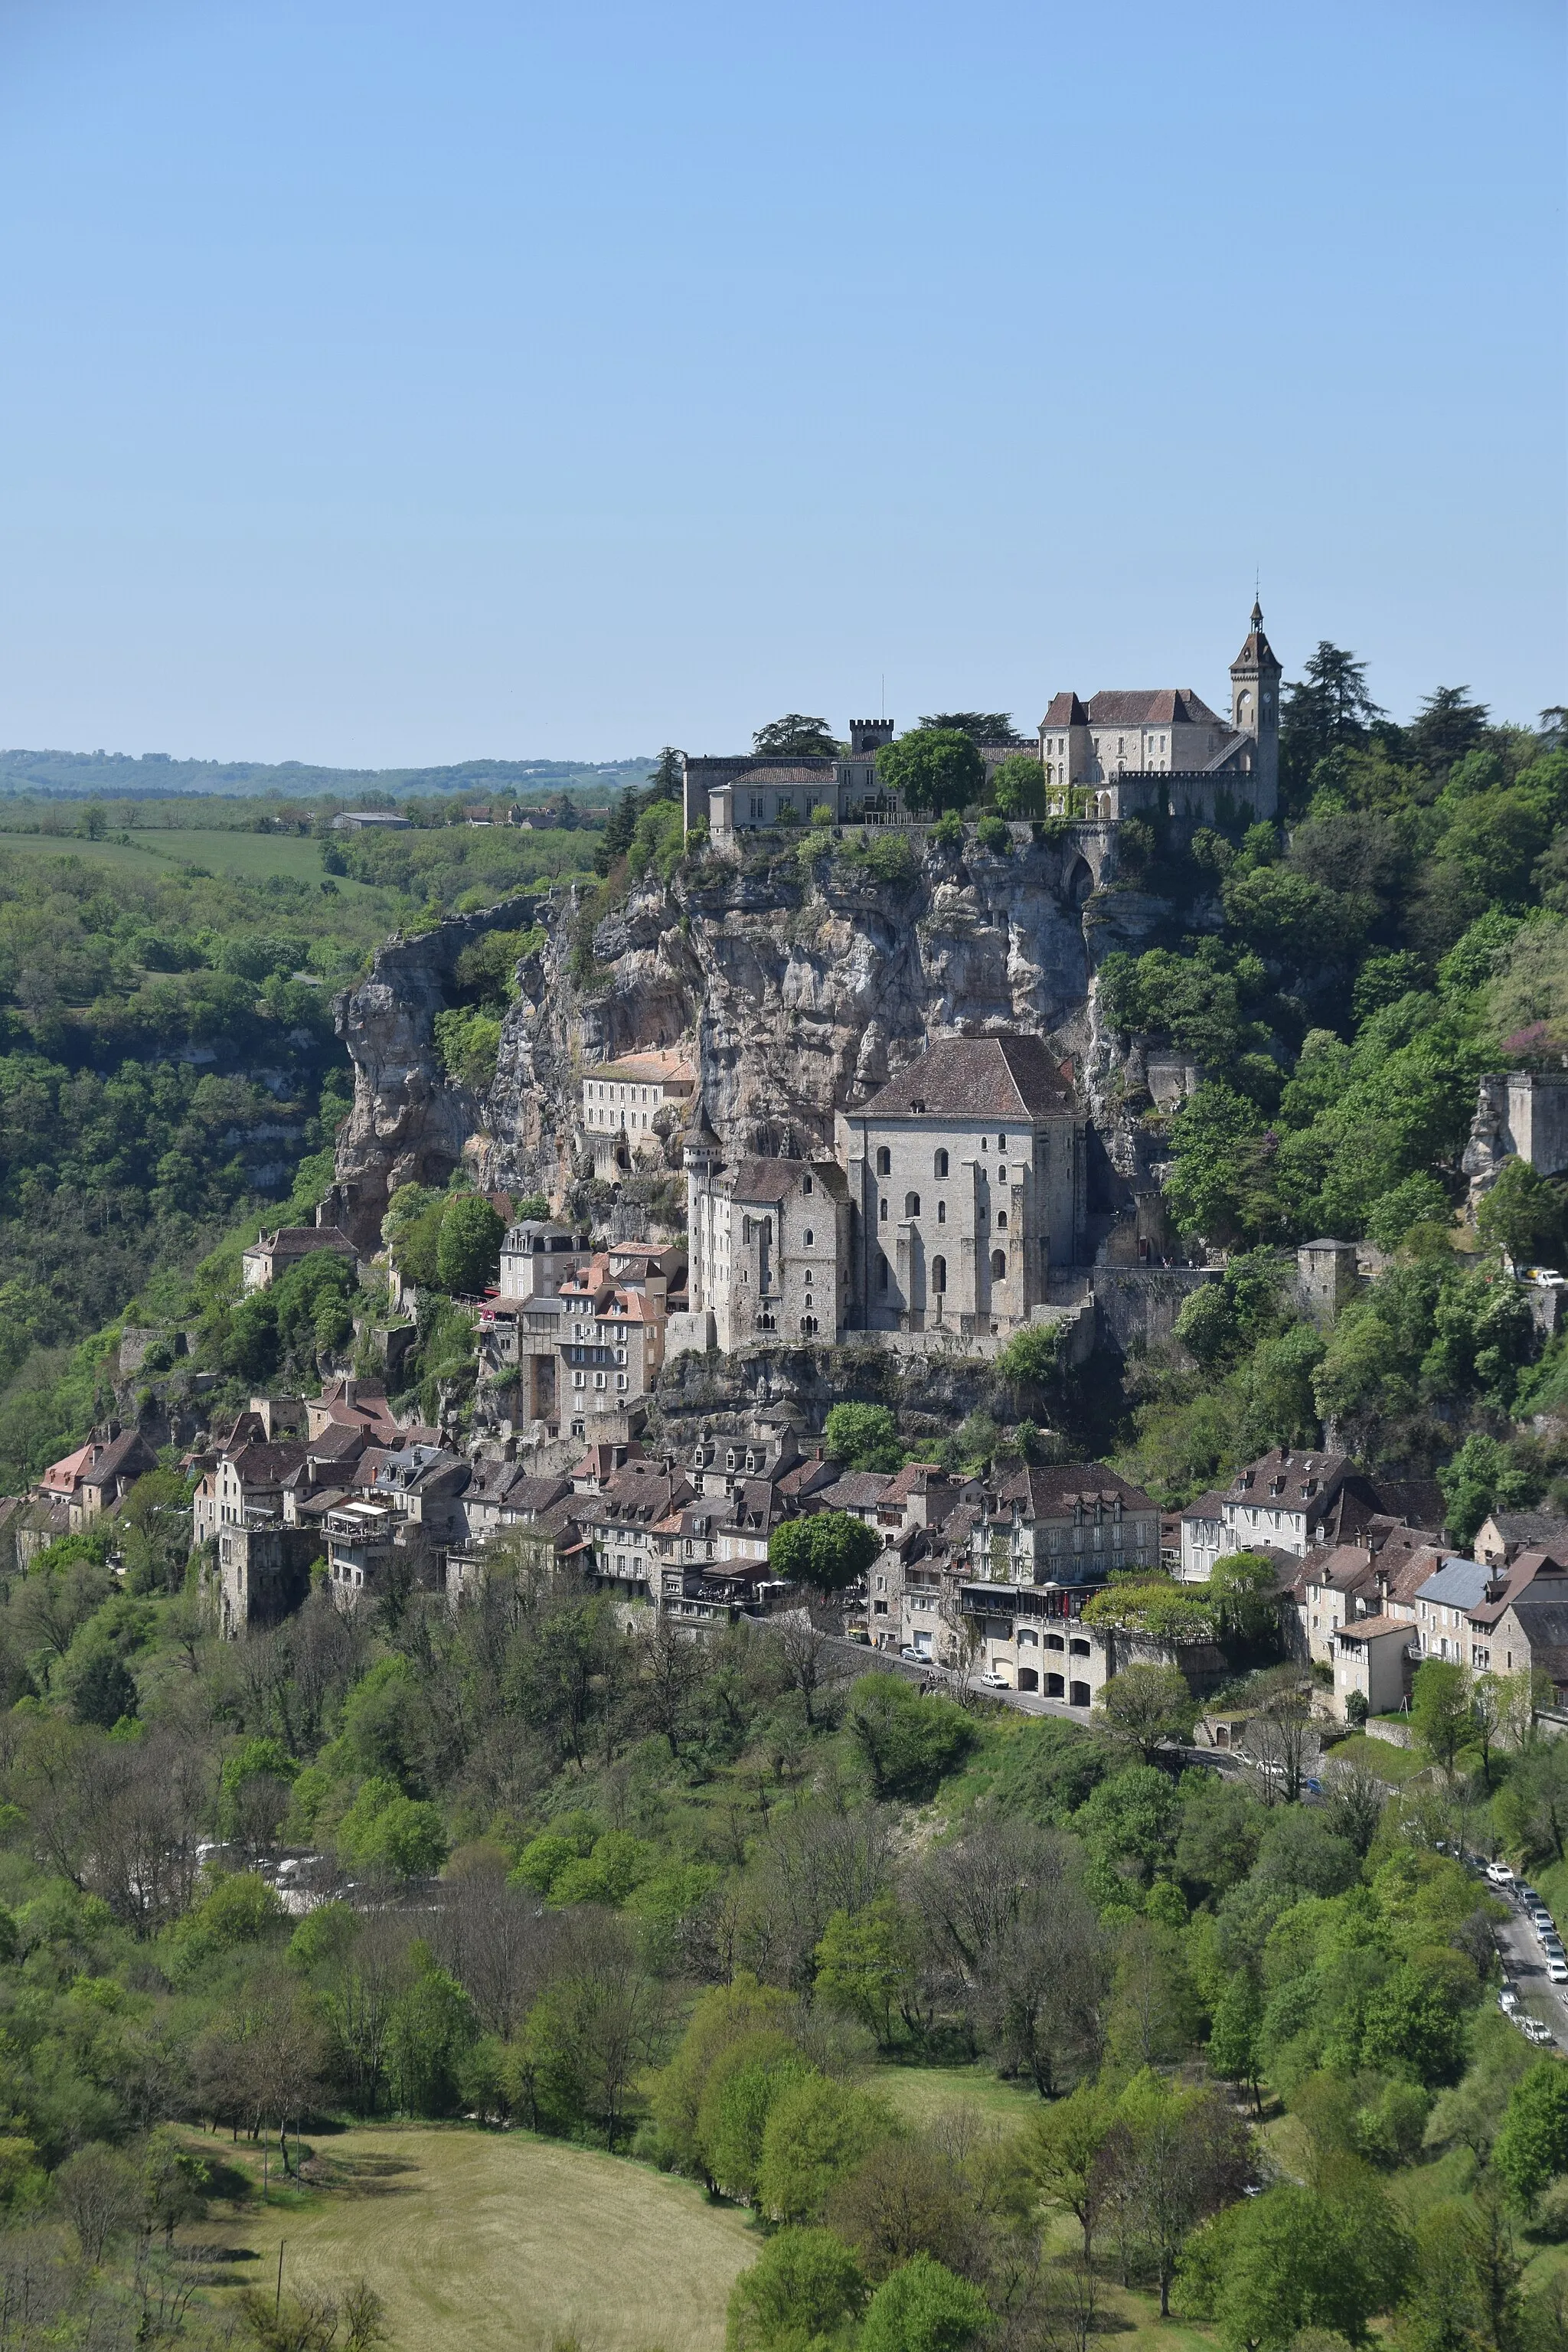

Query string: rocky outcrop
325 901 536 1252
329 828 1184 1249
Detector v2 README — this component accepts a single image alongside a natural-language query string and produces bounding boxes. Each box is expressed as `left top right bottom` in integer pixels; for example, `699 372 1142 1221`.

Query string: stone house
1475 1511 1568 1570
36 1425 158 1534
1179 1449 1444 1581
1331 1615 1416 1720
580 1050 696 1178
240 1226 358 1292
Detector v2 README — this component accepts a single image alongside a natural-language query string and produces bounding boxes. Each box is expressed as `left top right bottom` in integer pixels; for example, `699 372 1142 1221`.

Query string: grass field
0 827 388 896
871 2060 1044 2132
1328 1732 1430 1785
191 2125 758 2352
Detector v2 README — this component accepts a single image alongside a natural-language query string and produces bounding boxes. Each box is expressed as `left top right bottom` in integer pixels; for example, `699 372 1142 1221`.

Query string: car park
1487 1861 1516 1886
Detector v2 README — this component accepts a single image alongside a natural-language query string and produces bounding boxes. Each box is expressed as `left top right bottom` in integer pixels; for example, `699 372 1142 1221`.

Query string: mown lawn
182 2123 759 2352
871 2058 1045 2131
1328 1732 1431 1784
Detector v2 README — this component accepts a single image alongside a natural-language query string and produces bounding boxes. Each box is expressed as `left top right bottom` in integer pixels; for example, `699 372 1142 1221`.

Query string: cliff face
332 829 1177 1246
325 903 531 1251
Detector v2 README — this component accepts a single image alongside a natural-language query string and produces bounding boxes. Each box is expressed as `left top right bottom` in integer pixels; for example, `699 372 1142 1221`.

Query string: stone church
677 1033 1087 1354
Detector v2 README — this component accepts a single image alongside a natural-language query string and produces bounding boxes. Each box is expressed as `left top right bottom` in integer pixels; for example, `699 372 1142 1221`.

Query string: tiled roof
1181 1488 1229 1523
1507 1600 1568 1654
1337 1613 1413 1642
593 1048 696 1086
816 1472 893 1511
40 1444 95 1494
859 1033 1076 1122
1488 1511 1568 1550
995 1462 1158 1516
726 765 837 787
725 1157 809 1205
1228 1449 1351 1501
1040 693 1090 727
1084 688 1227 728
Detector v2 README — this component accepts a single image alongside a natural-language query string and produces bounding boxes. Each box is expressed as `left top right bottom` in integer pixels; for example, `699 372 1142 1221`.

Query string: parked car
1532 1909 1555 1938
1548 1959 1568 1984
900 1647 926 1663
1525 2018 1557 2044
1500 1988 1521 2013
1487 1861 1516 1886
978 1671 1010 1689
1520 1884 1540 1906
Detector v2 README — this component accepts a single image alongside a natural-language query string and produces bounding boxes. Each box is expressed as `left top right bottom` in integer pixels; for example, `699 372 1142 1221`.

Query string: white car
1501 1988 1521 2013
1548 1960 1568 1985
1526 2018 1557 2044
1487 1862 1516 1886
978 1671 1011 1689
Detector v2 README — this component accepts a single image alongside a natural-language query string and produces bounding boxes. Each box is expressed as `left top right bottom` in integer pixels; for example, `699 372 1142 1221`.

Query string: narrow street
1492 1883 1567 2050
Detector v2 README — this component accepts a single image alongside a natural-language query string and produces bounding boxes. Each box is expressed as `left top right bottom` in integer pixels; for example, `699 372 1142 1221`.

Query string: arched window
936 1200 946 1223
996 1211 1008 1230
931 1256 946 1294
904 1192 920 1218
879 1200 888 1222
876 1147 891 1176
997 1134 1007 1151
877 1252 890 1292
803 1228 814 1246
991 1250 1007 1279
934 1148 949 1178
800 1315 818 1336
802 1173 813 1194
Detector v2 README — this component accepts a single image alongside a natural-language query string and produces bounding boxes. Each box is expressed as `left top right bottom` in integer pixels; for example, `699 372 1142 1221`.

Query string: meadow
193 2123 758 2352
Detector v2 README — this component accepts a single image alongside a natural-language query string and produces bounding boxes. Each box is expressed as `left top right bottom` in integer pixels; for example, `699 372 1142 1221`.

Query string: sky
0 0 1562 768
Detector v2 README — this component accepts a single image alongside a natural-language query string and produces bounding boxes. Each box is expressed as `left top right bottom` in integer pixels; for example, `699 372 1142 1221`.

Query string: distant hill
0 748 658 802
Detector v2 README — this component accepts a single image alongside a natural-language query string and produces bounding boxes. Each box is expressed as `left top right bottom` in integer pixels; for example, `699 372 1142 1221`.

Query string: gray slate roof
1413 1558 1494 1609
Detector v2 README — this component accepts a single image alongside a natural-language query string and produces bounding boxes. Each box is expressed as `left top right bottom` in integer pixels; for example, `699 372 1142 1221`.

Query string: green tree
1478 1158 1568 1266
768 1511 880 1594
727 2226 867 2352
1437 1432 1539 1549
1093 1664 1197 1762
858 2256 990 2352
876 728 985 818
697 2030 814 2203
846 1675 975 1798
1209 1968 1266 2112
753 715 839 757
919 710 1020 742
822 1403 902 1472
1410 1658 1473 1781
435 1194 504 1294
387 1954 479 2116
995 1321 1063 1395
815 1896 918 2050
1213 2180 1411 2352
1028 2080 1118 2260
757 2075 897 2224
70 1648 138 1728
991 753 1046 818
1493 2060 1568 2210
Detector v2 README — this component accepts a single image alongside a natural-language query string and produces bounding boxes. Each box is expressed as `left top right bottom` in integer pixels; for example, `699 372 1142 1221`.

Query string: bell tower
1230 598 1282 817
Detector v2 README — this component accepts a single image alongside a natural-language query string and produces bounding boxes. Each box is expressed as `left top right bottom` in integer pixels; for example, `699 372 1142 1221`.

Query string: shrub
846 1677 975 1798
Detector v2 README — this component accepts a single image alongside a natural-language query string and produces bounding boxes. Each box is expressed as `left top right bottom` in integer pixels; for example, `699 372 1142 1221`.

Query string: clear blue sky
0 0 1562 767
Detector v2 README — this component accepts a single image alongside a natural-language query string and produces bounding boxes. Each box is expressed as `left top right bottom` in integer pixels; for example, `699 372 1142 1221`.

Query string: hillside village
8 612 1568 1767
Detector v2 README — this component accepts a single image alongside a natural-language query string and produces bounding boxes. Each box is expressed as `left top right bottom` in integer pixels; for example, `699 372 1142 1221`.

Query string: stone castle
685 604 1282 838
